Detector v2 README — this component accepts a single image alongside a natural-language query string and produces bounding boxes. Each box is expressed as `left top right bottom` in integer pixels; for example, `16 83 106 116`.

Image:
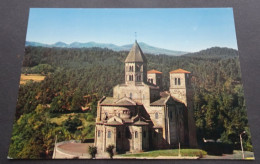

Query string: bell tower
169 68 197 147
125 41 147 85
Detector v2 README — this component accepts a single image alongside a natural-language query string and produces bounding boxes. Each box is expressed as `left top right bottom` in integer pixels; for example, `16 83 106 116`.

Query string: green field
119 149 207 158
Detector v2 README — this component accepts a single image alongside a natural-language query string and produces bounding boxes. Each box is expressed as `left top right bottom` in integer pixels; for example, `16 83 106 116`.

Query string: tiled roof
125 41 147 63
133 120 149 126
104 120 123 126
150 96 169 106
147 69 162 74
170 68 191 74
100 97 137 106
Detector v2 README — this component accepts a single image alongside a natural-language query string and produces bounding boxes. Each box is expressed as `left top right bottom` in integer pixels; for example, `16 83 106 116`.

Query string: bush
202 142 234 155
88 146 97 159
106 145 115 159
62 116 82 133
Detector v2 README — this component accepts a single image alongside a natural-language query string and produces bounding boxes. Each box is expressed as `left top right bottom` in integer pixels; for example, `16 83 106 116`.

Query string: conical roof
125 41 147 63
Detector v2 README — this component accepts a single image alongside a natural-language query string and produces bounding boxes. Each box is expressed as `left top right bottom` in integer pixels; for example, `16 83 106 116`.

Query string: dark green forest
8 46 253 159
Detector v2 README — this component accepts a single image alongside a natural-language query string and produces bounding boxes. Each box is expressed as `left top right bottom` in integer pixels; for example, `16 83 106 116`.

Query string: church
94 41 197 153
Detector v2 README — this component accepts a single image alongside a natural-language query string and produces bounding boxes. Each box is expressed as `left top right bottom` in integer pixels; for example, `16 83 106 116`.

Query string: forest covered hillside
25 41 188 56
8 46 252 159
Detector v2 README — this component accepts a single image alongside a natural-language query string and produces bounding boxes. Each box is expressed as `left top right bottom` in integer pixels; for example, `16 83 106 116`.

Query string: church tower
169 68 197 147
125 41 147 85
169 68 191 105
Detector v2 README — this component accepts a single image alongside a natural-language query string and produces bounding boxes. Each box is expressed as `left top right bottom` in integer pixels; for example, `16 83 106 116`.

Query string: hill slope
25 41 188 56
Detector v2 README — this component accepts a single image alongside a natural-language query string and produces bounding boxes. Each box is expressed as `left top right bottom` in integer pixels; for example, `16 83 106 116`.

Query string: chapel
94 41 197 153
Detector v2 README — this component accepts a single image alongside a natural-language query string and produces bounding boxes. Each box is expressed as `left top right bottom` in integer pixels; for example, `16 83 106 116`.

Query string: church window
98 130 100 137
175 78 177 85
170 111 173 120
143 94 145 99
178 78 181 85
108 131 111 138
118 113 120 117
130 93 132 99
135 131 138 138
155 112 159 119
117 131 121 138
136 65 140 71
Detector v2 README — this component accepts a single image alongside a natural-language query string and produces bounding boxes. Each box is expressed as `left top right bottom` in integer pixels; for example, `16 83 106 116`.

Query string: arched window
129 66 131 71
108 131 111 138
135 131 138 138
178 78 181 85
151 79 153 84
175 78 177 85
98 130 100 137
130 93 132 99
155 112 159 119
118 113 120 117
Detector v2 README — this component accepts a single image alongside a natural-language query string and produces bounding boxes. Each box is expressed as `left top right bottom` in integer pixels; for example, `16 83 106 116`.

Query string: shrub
106 145 115 159
88 146 97 159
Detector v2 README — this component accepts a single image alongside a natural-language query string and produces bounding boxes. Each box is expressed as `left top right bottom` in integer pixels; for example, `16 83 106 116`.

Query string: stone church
94 41 197 153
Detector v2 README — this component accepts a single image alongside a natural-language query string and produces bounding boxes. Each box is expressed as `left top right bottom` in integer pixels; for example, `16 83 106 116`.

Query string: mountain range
25 41 188 56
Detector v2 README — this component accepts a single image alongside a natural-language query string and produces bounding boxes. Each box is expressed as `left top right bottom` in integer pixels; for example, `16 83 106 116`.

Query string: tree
106 145 115 159
88 146 97 159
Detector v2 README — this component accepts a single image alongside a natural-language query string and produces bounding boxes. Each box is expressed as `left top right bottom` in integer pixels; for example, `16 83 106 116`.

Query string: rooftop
147 69 162 74
125 41 147 63
170 68 191 74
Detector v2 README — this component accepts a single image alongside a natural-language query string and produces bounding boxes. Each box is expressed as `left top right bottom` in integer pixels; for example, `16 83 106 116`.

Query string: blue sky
26 8 238 52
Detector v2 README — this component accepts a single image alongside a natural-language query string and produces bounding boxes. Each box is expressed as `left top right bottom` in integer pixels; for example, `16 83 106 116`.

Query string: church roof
170 68 191 74
115 97 136 106
150 93 184 106
104 120 123 126
125 41 147 63
147 69 162 74
150 96 169 106
100 97 137 106
133 120 149 126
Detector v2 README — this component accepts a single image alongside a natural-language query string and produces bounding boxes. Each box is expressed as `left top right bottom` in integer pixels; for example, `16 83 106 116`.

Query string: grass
120 149 207 157
20 74 45 85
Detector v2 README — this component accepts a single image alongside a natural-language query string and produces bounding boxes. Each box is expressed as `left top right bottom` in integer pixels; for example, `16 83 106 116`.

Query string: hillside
184 47 238 59
8 46 252 159
25 41 188 56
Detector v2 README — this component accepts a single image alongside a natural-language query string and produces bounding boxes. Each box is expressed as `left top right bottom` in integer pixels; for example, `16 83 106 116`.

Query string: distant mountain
183 47 238 59
25 41 188 56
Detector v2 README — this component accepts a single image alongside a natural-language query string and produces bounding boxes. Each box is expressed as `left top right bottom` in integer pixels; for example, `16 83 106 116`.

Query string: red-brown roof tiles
147 69 162 74
170 68 191 74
